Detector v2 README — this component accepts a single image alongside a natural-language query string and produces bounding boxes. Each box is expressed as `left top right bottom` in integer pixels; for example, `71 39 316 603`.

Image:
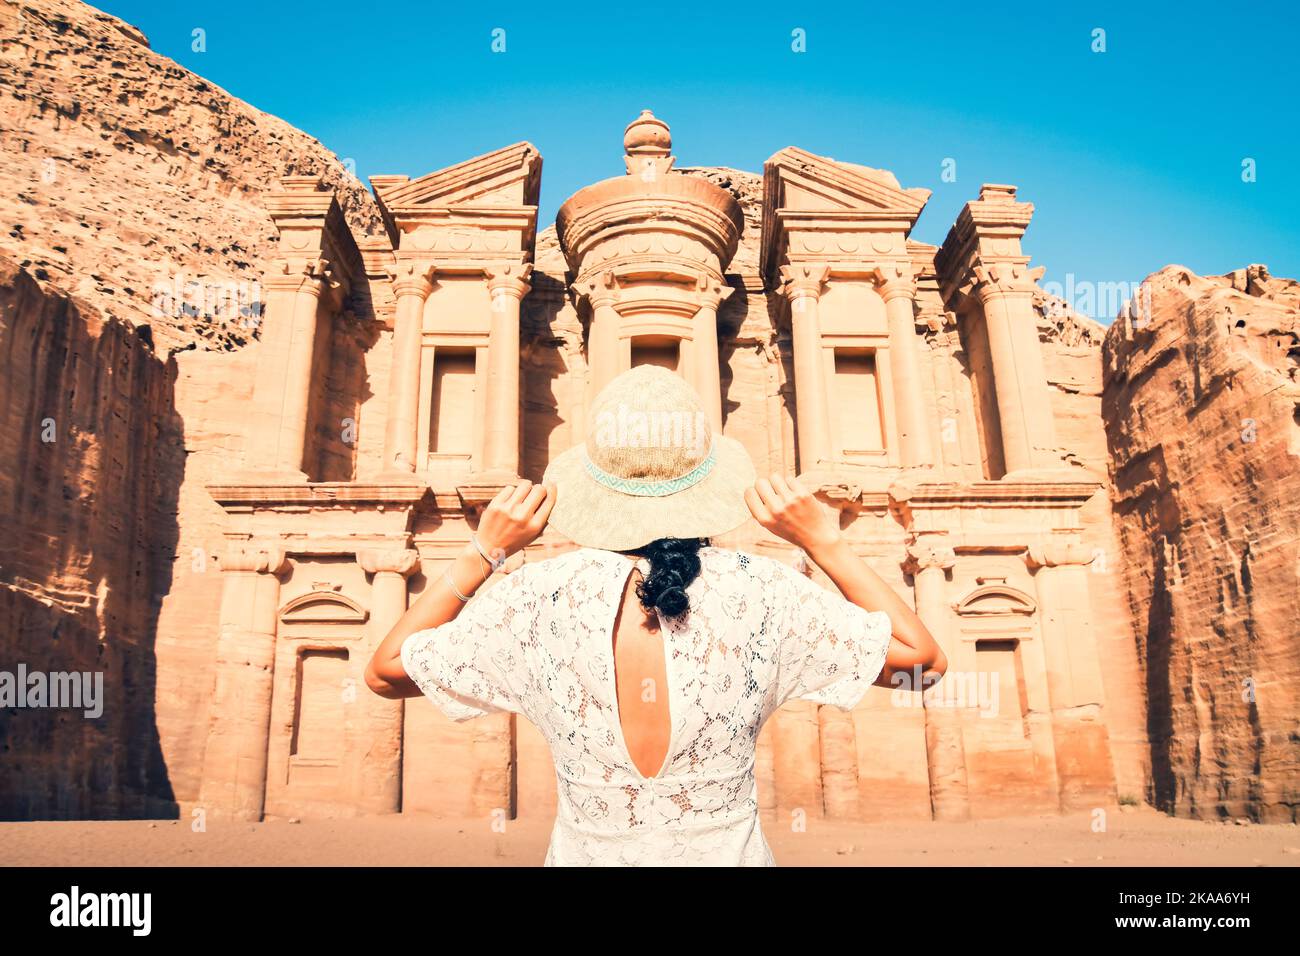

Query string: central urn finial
556 110 743 277
623 109 675 177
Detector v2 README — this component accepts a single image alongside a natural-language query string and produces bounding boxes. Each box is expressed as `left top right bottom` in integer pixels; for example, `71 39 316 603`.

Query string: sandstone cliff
1103 263 1300 822
0 0 380 353
0 0 375 817
0 255 182 817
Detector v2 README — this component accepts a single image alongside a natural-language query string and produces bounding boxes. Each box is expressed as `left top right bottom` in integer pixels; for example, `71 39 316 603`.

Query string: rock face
1103 264 1300 822
0 0 379 353
0 255 182 817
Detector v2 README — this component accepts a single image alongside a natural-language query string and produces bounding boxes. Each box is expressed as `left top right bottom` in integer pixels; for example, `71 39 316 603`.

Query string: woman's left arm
363 480 555 699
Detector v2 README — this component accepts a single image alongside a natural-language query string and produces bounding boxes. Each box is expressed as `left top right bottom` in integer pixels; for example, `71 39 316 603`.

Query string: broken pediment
763 146 930 219
371 142 541 217
760 146 933 283
369 142 542 257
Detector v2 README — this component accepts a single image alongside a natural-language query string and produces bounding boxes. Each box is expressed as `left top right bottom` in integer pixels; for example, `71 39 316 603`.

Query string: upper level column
780 263 832 472
483 261 533 479
936 184 1063 477
874 261 934 468
382 260 435 477
576 270 623 400
693 277 732 434
972 262 1061 475
243 176 361 481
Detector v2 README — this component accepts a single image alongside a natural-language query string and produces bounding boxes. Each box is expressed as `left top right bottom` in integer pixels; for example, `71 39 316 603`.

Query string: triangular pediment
764 146 929 218
372 142 541 214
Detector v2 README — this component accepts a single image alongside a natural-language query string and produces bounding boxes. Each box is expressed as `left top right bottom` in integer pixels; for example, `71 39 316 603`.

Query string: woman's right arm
745 473 947 691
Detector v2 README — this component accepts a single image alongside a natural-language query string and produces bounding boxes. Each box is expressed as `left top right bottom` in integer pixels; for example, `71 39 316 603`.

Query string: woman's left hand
475 480 556 563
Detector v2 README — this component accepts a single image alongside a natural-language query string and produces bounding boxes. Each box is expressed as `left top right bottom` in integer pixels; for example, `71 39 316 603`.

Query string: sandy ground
1 805 1297 866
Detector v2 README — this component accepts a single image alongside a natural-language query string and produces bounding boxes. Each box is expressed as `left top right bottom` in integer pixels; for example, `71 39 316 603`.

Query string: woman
364 364 947 866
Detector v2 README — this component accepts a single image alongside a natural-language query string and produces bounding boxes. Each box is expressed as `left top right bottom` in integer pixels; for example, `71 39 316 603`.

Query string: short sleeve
400 568 536 723
771 561 892 711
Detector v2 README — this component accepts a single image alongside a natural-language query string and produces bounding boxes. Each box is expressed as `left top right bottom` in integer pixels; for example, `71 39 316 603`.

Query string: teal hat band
583 440 718 497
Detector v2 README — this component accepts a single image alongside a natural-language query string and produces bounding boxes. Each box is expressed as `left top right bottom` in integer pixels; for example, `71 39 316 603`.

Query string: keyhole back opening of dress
610 566 673 780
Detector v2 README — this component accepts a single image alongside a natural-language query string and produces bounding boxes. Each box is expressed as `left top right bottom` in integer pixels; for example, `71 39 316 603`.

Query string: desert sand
1 806 1295 868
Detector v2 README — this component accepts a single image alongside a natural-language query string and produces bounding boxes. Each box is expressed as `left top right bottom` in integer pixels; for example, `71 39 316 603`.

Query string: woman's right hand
475 480 556 563
744 474 842 555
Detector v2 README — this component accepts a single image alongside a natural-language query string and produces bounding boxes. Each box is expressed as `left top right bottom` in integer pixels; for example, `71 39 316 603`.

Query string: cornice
208 482 432 509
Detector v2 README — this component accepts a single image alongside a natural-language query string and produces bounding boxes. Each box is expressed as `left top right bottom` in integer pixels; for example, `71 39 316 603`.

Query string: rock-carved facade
199 112 1125 823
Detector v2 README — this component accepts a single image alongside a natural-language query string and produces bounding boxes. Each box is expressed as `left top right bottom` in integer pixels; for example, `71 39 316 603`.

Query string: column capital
486 261 534 300
970 259 1045 302
221 544 290 575
1025 538 1094 569
779 263 830 302
573 269 620 309
872 261 923 302
356 548 421 577
266 257 343 300
903 541 956 576
694 274 734 311
388 260 437 299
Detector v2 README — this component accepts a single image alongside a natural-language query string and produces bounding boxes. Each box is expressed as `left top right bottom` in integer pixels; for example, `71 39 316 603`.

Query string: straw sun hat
543 365 757 552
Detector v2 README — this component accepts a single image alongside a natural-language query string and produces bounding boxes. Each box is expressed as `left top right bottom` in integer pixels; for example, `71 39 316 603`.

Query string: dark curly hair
628 537 707 618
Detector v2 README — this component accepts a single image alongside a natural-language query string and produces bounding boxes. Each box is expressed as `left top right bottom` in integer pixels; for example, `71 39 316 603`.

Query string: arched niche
953 584 1037 618
279 590 369 626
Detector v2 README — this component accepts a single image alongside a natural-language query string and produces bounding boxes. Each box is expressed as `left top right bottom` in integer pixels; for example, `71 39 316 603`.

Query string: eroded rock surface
0 0 379 352
1103 263 1300 822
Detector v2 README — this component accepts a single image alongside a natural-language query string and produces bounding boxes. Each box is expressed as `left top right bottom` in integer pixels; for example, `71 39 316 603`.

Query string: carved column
973 264 1060 475
383 261 435 475
482 263 532 479
279 262 336 477
356 547 420 814
927 315 978 474
579 271 622 399
248 261 336 478
198 545 289 821
875 263 934 468
692 277 732 433
781 263 832 472
904 542 968 821
1026 538 1114 809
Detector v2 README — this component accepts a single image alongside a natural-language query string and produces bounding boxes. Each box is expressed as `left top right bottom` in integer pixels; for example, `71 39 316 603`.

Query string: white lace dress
400 545 892 866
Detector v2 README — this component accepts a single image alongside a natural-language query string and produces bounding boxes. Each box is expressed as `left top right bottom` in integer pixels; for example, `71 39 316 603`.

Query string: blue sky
99 0 1298 322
